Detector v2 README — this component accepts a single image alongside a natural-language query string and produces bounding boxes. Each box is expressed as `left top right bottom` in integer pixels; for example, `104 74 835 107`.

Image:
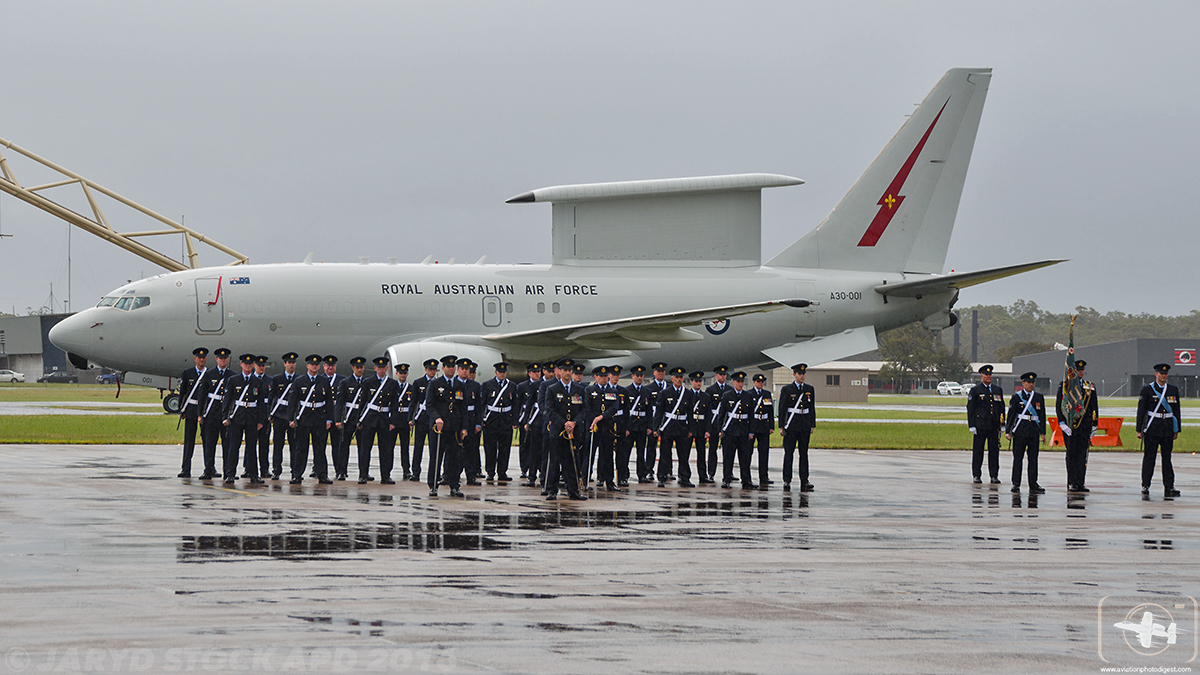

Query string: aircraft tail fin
767 68 991 273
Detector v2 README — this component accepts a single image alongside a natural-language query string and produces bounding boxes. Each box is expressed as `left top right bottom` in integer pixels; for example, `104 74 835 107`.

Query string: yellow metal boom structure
0 136 248 271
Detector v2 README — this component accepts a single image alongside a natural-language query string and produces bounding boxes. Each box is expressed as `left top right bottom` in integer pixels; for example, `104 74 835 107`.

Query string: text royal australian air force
380 282 601 296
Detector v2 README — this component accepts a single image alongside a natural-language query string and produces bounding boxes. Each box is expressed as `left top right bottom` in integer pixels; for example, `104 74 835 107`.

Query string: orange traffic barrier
1049 417 1123 447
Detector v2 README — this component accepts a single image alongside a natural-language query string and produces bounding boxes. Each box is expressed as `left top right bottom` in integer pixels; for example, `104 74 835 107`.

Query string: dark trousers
331 424 353 477
483 426 512 478
658 433 690 481
291 424 329 480
412 421 431 478
707 432 721 480
596 429 620 484
224 422 258 480
326 425 343 475
527 424 546 481
1142 434 1176 489
517 425 530 475
395 423 411 477
1010 435 1039 487
465 431 482 478
688 432 709 480
256 422 271 477
547 434 582 496
359 424 395 480
636 430 655 479
200 415 226 476
428 429 462 490
722 433 752 486
751 431 771 484
645 433 660 477
972 430 1000 479
616 431 634 482
1064 432 1089 487
782 428 811 485
180 415 200 474
271 417 293 477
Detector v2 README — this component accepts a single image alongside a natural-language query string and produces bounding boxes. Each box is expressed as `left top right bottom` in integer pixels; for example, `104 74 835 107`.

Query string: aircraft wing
482 299 811 350
874 260 1066 298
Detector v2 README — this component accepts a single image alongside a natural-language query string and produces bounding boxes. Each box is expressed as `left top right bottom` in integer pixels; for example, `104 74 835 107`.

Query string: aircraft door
482 296 502 328
196 277 224 333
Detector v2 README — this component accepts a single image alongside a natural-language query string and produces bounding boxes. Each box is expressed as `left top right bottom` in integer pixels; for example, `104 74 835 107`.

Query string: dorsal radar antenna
0 136 249 271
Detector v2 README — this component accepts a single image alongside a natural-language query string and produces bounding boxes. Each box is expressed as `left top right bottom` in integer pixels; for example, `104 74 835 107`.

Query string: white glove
1061 426 1071 437
969 427 976 435
1090 429 1097 439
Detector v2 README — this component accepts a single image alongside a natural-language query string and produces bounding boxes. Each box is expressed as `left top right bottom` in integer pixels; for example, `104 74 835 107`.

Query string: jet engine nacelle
385 341 505 372
921 309 957 331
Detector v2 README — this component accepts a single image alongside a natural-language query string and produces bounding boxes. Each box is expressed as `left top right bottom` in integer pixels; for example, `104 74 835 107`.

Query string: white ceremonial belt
788 407 809 415
1017 414 1037 422
345 403 359 409
630 411 646 417
368 404 390 412
666 413 687 421
467 405 476 411
207 393 222 400
301 401 325 408
753 413 769 419
733 414 749 420
186 399 198 405
240 402 258 408
1148 411 1174 418
487 405 512 412
400 407 410 413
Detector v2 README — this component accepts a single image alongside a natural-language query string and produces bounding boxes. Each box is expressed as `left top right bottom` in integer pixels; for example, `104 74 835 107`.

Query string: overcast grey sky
1 1 1196 316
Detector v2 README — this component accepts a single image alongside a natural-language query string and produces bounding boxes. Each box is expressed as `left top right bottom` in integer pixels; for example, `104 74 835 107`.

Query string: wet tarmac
0 444 1196 673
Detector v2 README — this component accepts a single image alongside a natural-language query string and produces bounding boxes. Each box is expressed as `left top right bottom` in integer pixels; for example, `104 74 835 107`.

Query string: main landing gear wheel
163 393 181 414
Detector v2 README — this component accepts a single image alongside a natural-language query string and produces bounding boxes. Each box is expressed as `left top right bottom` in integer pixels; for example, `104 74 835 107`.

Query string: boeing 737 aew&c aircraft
49 68 1060 410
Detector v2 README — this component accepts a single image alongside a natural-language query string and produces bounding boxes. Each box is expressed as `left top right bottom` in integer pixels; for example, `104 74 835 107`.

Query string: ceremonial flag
1062 315 1086 429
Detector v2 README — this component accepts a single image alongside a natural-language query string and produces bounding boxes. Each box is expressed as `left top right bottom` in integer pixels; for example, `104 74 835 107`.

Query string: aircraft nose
49 312 94 360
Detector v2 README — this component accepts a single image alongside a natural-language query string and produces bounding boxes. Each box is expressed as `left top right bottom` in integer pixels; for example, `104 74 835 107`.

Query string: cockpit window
114 297 133 310
131 297 151 310
97 297 117 307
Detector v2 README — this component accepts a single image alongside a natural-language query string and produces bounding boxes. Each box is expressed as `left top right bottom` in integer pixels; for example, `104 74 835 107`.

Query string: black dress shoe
638 477 653 484
497 475 512 482
990 477 1001 484
450 489 465 498
801 482 815 492
525 480 538 488
365 476 375 482
486 475 494 482
782 483 791 491
271 473 281 480
721 482 732 489
1167 488 1181 497
177 472 190 478
409 475 421 482
224 478 235 484
1031 485 1045 494
679 480 695 488
381 477 395 485
318 477 333 484
289 478 302 484
618 479 629 487
358 478 368 484
972 477 982 484
606 483 623 492
309 472 318 478
757 484 769 491
1078 485 1090 492
428 489 438 497
540 488 549 496
1142 486 1150 494
657 481 666 488
466 480 481 486
241 472 251 478
568 493 588 501
545 492 557 500
250 477 265 484
743 483 757 490
766 479 774 484
1011 485 1021 493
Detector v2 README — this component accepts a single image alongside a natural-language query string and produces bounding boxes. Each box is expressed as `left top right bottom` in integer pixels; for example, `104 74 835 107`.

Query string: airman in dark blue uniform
1137 363 1182 497
1005 371 1046 494
967 364 1005 484
177 347 208 478
778 363 816 492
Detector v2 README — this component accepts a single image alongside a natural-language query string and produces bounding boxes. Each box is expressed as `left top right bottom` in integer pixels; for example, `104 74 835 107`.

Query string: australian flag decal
229 277 250 285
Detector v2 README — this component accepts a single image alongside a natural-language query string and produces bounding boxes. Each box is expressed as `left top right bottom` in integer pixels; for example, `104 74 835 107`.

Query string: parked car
37 371 79 384
936 381 964 396
96 372 121 384
0 369 26 383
